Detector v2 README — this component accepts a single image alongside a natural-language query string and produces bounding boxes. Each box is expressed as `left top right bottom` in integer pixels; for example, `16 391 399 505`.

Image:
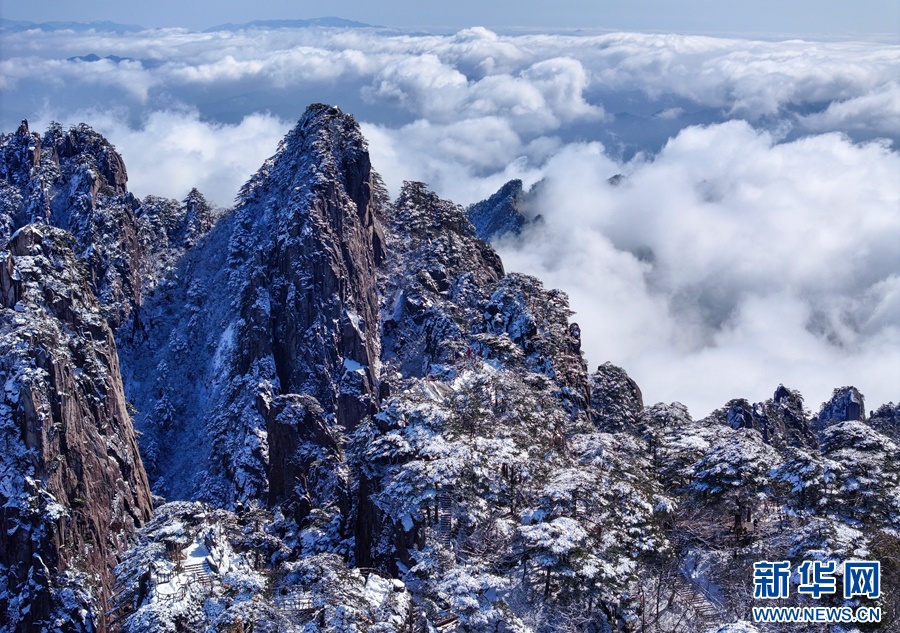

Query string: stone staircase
674 574 724 623
437 489 453 545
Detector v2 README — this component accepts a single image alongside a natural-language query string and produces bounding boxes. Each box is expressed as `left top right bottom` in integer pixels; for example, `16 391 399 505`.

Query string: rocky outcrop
233 104 383 430
868 402 899 443
0 225 152 631
0 121 45 226
354 178 595 571
0 122 216 331
378 181 501 381
754 384 816 448
590 362 644 432
705 385 816 448
258 388 351 531
213 104 384 513
118 105 385 509
0 120 140 328
378 179 589 411
477 274 591 414
466 178 529 241
816 386 865 426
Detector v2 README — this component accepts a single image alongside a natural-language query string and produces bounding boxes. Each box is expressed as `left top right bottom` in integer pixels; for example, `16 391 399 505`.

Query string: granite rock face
868 401 900 442
816 385 866 426
234 104 383 432
589 362 644 432
697 384 816 449
0 120 140 329
0 225 152 632
258 389 351 529
119 105 385 510
379 180 503 379
466 178 529 242
755 384 817 448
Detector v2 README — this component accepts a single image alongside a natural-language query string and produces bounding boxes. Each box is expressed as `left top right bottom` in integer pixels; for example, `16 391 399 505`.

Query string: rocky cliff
0 225 152 632
466 179 529 242
0 120 215 331
118 105 385 519
0 119 210 632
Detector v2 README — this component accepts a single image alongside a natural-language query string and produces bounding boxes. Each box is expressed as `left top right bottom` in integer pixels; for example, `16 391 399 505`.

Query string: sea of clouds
1 24 897 417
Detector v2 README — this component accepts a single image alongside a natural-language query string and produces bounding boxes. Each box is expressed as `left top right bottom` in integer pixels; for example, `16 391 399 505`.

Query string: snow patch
211 321 236 376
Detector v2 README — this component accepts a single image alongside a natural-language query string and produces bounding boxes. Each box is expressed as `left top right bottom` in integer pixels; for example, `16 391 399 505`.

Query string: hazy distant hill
0 18 145 33
204 17 376 32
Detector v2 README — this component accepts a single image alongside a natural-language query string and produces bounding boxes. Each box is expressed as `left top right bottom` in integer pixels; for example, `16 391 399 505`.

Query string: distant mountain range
0 17 376 34
203 17 376 32
0 19 145 33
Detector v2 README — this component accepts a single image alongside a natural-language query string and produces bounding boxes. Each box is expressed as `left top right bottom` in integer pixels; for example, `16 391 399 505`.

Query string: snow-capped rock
0 120 217 329
466 179 530 242
816 385 866 426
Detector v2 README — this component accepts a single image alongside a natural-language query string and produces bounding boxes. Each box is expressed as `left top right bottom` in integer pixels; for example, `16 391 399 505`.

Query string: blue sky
2 0 899 37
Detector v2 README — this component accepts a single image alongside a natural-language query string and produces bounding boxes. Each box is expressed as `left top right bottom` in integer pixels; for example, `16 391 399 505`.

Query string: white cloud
362 53 469 118
521 57 604 121
494 123 900 416
5 27 896 135
361 117 554 202
32 108 291 207
0 55 157 100
799 81 900 136
5 25 898 418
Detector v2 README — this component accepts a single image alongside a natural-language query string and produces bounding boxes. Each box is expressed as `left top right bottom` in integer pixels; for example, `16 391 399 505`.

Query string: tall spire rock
0 225 153 631
121 105 386 513
235 103 383 429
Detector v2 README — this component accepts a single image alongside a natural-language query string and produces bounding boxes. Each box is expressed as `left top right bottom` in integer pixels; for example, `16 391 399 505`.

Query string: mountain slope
0 120 216 330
